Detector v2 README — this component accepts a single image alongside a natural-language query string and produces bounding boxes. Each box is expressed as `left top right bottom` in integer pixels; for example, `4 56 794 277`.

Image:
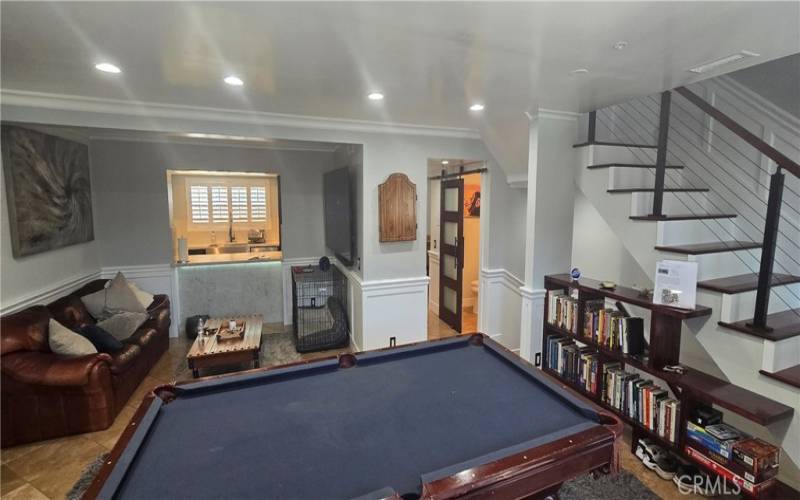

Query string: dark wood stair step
760 365 800 390
698 273 800 294
655 241 761 255
608 187 709 193
573 141 659 149
588 163 684 170
678 369 794 425
718 309 800 341
631 213 737 221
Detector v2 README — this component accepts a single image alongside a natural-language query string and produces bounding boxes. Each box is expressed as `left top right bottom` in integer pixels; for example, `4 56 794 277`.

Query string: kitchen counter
174 250 283 267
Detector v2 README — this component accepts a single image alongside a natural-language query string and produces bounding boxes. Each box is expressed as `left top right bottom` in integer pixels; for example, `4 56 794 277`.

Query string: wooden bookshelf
542 273 795 498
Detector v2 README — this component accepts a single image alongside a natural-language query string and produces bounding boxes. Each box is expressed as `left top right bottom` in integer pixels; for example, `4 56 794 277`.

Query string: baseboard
0 270 101 316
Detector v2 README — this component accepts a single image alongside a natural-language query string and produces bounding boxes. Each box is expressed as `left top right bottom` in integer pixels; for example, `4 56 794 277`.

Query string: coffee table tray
214 322 246 341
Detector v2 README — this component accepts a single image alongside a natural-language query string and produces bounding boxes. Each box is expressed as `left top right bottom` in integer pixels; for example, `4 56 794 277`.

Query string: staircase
571 77 800 486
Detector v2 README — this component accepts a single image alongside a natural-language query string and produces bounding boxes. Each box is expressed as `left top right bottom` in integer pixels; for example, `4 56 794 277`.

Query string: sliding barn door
439 178 464 332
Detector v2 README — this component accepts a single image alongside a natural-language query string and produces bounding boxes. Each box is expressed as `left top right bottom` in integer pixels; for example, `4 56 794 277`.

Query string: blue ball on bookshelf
570 267 581 280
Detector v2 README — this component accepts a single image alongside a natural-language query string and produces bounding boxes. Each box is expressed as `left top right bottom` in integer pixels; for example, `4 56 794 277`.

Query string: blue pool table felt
106 336 601 499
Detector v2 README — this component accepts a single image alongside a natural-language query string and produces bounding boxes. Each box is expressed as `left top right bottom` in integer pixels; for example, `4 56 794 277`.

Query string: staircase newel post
651 91 671 217
751 167 785 330
587 111 597 143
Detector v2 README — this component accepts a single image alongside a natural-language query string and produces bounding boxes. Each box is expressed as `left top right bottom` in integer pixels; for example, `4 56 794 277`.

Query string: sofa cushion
81 288 109 320
97 312 149 341
108 344 141 374
47 295 94 329
105 273 147 315
74 324 124 354
48 319 97 357
130 282 155 310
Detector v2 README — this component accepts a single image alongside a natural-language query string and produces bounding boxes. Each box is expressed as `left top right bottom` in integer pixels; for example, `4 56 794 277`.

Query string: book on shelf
601 365 680 444
547 290 579 334
545 334 598 395
582 301 644 355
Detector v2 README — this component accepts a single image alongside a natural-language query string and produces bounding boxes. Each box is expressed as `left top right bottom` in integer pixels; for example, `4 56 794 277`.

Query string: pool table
85 334 621 499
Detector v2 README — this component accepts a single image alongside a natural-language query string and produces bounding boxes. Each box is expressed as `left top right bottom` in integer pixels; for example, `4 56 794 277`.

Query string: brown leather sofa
1 279 170 448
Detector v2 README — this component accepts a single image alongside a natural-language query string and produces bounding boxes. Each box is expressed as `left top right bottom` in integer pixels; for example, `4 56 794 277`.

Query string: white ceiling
3 2 798 123
2 2 798 178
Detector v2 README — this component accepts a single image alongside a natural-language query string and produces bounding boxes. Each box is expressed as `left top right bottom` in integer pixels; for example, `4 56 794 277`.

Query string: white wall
0 162 101 312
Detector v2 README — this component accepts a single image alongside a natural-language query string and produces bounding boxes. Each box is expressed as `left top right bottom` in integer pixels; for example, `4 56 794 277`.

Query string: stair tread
655 241 761 255
718 309 800 341
698 273 800 293
677 369 794 425
760 365 800 390
587 163 684 170
630 213 737 221
573 141 659 149
608 187 709 193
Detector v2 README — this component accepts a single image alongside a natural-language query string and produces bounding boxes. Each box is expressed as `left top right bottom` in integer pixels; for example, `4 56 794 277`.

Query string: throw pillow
129 282 154 309
104 272 146 315
81 288 109 320
74 324 124 353
48 319 97 357
97 312 149 341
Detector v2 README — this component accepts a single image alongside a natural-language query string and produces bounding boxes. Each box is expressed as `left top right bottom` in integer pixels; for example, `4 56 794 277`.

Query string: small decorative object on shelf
599 281 616 290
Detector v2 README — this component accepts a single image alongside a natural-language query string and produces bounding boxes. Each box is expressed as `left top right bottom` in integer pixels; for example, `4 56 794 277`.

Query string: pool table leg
529 484 561 500
192 368 200 378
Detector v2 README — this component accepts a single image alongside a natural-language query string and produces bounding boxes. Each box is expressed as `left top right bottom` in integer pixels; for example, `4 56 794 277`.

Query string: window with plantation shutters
189 186 210 223
249 186 267 222
183 175 277 230
231 187 249 222
210 186 229 222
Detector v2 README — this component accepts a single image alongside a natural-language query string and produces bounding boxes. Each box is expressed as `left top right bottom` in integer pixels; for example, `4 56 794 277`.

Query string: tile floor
2 324 708 500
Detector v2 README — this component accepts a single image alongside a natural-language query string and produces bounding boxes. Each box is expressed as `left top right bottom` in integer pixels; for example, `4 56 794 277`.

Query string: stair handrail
674 86 800 179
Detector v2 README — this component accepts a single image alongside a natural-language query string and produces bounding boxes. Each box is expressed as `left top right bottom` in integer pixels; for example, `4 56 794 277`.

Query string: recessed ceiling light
367 92 385 101
569 68 589 76
95 62 121 74
441 160 449 165
469 103 485 111
613 41 628 51
687 51 760 74
224 75 244 86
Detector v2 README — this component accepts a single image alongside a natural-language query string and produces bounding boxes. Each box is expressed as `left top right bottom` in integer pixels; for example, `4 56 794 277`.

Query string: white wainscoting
428 250 440 313
478 268 524 353
519 286 546 363
0 270 101 316
360 276 430 350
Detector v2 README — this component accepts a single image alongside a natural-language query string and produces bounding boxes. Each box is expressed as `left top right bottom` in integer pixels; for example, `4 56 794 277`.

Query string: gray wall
488 170 527 279
729 53 800 118
0 164 100 308
90 140 338 266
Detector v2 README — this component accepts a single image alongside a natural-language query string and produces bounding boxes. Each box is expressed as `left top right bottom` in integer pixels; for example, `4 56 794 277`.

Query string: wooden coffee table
187 315 263 378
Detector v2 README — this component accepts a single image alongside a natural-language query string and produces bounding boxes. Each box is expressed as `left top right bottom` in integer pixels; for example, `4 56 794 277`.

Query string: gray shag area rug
69 453 657 500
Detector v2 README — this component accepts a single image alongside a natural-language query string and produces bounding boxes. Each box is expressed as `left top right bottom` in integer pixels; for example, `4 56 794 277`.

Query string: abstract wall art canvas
2 125 94 257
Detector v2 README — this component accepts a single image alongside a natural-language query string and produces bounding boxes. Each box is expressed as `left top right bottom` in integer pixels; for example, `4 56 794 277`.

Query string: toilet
470 280 479 313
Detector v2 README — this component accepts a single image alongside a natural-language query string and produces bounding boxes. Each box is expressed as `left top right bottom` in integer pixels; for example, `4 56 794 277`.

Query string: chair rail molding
0 270 101 316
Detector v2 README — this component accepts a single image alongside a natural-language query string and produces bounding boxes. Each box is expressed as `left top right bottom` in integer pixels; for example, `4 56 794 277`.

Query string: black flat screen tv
323 167 354 266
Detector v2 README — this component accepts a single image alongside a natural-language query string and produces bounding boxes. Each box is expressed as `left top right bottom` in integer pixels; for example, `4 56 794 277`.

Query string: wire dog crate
291 265 350 353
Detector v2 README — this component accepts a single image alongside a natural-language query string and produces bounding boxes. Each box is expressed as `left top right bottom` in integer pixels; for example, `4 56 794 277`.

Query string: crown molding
0 89 481 140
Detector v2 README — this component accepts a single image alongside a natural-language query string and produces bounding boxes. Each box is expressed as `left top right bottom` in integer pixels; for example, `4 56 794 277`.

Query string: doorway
426 160 484 339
